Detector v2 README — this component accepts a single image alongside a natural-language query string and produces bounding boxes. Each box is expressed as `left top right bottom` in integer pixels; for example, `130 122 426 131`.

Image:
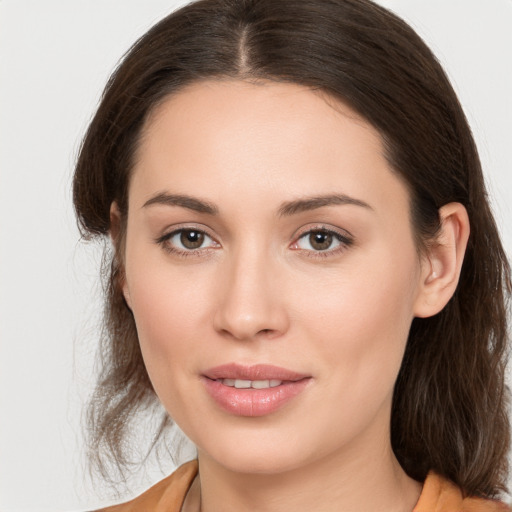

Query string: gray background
1 1 511 510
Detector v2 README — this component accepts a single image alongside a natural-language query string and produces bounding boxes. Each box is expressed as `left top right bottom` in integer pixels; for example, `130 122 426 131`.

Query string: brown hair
73 0 511 497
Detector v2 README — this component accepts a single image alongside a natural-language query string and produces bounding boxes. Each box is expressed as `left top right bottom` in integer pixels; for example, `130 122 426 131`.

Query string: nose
212 247 290 341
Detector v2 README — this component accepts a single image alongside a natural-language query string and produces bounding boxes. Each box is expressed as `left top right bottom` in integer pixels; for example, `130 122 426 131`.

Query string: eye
157 228 219 253
291 228 353 254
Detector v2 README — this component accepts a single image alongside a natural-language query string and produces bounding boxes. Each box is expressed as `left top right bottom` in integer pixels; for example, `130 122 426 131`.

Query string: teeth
219 378 283 389
234 379 251 389
251 380 270 389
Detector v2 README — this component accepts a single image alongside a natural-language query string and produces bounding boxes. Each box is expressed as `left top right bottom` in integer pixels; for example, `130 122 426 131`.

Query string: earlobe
109 202 132 309
413 202 470 318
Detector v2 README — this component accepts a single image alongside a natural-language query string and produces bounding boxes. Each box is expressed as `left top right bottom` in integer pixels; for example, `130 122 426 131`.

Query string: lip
203 363 309 381
202 364 312 417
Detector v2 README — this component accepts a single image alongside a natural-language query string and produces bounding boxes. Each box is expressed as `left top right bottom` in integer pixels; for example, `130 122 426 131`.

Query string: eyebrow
142 192 372 216
143 192 219 215
277 194 373 217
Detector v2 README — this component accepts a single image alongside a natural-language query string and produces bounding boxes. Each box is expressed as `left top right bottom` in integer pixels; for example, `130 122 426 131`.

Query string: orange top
413 472 510 512
96 460 511 511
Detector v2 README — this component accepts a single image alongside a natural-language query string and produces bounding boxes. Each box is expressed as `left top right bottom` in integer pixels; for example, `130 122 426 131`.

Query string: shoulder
92 460 198 512
414 471 511 512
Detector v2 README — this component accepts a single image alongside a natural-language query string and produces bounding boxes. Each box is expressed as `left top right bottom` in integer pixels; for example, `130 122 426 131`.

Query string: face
121 80 428 475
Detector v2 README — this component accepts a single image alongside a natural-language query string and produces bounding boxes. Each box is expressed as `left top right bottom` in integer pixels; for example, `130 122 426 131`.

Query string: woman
73 0 511 510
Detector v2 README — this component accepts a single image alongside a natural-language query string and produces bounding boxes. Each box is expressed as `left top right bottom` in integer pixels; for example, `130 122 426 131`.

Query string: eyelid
292 223 354 241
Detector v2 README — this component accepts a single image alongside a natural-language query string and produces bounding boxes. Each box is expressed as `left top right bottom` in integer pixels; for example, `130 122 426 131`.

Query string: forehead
139 79 381 164
131 79 410 218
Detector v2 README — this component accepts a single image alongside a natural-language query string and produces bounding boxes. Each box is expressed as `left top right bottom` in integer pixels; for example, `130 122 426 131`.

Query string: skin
114 80 469 512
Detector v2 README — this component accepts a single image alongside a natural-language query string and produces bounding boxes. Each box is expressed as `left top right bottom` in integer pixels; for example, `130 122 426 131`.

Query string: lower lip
202 378 311 417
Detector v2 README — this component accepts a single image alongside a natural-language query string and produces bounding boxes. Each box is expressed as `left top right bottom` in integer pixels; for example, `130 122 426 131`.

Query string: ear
413 202 470 318
110 202 132 309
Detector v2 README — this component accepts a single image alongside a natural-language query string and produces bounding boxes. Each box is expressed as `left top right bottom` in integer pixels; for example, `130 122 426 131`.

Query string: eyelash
156 225 354 259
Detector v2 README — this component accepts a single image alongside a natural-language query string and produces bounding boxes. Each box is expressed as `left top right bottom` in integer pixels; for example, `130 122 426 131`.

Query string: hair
73 0 511 498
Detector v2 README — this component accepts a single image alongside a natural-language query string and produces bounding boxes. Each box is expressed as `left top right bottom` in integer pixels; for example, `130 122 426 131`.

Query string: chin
195 423 318 476
213 448 305 475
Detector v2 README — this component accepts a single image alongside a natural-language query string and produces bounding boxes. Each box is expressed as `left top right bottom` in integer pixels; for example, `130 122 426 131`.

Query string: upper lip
203 363 310 381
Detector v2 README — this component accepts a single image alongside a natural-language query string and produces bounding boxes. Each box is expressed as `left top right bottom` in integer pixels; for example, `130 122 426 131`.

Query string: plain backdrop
1 1 511 511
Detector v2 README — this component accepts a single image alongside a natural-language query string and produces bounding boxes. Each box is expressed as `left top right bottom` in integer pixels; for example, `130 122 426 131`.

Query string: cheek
129 272 209 340
128 273 212 358
125 266 216 429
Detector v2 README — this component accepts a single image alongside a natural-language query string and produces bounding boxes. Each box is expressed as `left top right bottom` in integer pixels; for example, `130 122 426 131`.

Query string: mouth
201 364 312 417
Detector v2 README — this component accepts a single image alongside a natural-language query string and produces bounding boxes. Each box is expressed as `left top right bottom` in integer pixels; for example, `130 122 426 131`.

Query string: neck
183 418 422 512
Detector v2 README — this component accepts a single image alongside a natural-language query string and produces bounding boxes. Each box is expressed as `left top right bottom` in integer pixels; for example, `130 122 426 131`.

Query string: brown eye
293 228 352 255
157 228 219 255
180 230 205 249
309 231 333 250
